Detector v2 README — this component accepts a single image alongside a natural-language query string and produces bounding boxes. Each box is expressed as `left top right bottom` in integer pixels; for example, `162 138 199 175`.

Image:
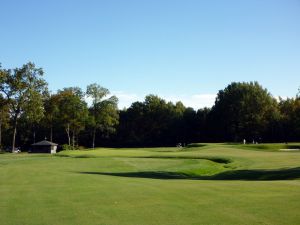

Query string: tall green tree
117 95 182 146
279 97 300 142
0 62 47 151
86 83 119 148
210 81 279 142
43 94 59 142
23 90 46 143
195 107 210 141
56 87 88 149
182 107 197 144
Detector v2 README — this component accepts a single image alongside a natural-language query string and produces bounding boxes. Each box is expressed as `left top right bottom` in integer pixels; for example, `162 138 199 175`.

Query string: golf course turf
1 143 300 225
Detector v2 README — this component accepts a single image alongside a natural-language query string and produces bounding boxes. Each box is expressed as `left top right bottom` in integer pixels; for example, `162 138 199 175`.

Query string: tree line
0 62 299 151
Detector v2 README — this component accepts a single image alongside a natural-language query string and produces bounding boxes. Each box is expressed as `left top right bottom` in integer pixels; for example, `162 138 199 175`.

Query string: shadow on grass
131 156 232 164
185 143 207 148
78 167 300 181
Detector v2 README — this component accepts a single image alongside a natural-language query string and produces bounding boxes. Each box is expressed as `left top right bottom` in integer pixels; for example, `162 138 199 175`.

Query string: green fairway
1 144 300 225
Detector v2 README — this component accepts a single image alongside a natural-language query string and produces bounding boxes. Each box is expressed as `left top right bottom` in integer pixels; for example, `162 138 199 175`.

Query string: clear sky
1 0 299 109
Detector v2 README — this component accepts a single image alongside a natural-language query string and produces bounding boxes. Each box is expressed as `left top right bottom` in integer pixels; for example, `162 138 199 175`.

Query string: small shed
31 140 58 154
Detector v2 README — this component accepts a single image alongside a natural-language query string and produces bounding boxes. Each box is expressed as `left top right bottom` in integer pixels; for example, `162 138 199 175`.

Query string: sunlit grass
1 143 299 225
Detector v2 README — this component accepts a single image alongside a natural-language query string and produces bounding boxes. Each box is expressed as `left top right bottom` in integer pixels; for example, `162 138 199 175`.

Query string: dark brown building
31 140 58 154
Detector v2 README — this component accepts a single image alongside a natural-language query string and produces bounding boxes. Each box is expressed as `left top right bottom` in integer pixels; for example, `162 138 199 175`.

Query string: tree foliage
279 97 300 142
116 95 202 146
55 87 88 149
209 82 279 142
86 83 119 148
0 62 47 151
43 94 60 142
1 62 300 149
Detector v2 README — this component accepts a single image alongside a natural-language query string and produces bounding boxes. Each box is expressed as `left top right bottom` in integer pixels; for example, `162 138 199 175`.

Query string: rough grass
1 143 300 225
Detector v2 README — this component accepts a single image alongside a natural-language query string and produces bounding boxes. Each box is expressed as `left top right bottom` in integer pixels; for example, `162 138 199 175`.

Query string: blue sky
1 0 299 109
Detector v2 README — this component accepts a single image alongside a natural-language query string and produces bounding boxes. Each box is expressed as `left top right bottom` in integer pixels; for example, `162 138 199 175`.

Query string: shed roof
32 140 58 146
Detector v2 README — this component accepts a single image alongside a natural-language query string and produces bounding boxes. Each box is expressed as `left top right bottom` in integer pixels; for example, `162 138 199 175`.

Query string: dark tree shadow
78 167 300 181
130 156 232 164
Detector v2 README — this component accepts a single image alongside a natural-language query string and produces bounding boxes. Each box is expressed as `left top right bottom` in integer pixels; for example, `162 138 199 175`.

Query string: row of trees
117 83 300 146
1 62 299 151
0 62 119 151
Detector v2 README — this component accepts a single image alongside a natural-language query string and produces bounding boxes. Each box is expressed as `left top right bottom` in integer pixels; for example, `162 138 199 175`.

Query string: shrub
61 144 72 150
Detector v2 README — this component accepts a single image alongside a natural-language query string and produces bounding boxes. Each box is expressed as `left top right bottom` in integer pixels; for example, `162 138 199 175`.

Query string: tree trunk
33 124 36 143
50 125 53 142
65 123 70 146
12 114 18 152
72 130 75 150
77 133 79 149
92 128 96 149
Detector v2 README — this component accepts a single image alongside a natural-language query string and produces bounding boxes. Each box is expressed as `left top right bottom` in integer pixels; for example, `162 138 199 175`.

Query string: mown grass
227 143 300 151
1 143 300 225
